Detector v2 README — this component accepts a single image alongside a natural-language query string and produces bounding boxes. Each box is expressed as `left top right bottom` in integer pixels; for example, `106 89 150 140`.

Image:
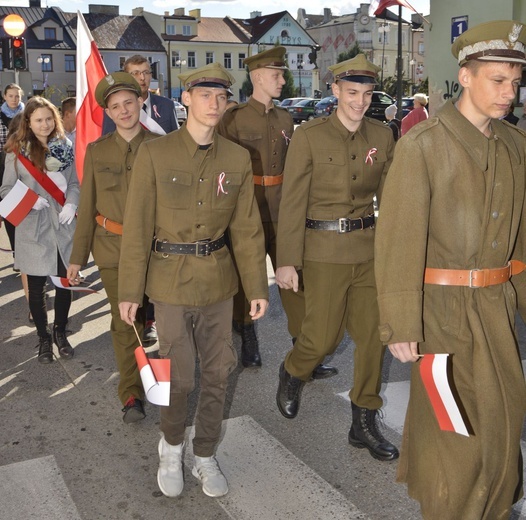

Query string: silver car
173 100 187 122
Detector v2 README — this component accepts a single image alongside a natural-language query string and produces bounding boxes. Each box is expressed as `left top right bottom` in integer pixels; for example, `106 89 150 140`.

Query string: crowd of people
1 18 526 519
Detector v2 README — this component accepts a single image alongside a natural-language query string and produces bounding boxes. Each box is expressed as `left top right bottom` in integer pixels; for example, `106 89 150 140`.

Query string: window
40 54 53 72
183 25 191 36
166 24 176 35
119 56 126 70
187 51 196 68
172 51 179 68
238 53 245 69
224 53 232 69
206 52 214 65
297 53 304 67
65 54 75 72
44 27 56 40
418 42 425 55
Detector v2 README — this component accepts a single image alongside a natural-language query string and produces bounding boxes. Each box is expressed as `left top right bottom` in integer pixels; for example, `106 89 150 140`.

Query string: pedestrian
384 104 401 141
0 83 24 152
503 102 519 124
219 46 336 379
400 92 428 136
118 63 268 498
275 54 398 462
517 103 526 130
103 54 179 345
375 20 526 518
61 97 76 147
0 96 79 363
67 72 160 423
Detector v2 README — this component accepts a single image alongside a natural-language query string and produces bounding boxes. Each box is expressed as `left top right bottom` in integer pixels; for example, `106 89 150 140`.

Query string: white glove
32 196 50 211
58 203 77 225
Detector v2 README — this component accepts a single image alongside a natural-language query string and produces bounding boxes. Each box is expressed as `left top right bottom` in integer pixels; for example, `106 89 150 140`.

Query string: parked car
173 100 187 122
289 98 318 123
280 97 310 108
365 91 395 121
314 96 338 118
401 97 415 117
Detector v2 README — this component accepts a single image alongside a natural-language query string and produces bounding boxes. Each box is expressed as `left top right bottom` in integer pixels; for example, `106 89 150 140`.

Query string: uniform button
492 211 499 219
172 177 177 182
128 146 132 152
272 164 276 168
199 178 204 182
352 175 357 180
127 166 131 170
273 151 277 155
328 157 333 162
492 240 498 249
197 201 203 206
196 224 201 229
351 155 356 160
350 209 355 214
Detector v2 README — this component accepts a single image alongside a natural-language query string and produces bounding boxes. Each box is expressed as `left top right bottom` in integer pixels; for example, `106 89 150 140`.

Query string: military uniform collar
248 96 274 115
180 124 218 158
328 111 370 143
113 127 148 153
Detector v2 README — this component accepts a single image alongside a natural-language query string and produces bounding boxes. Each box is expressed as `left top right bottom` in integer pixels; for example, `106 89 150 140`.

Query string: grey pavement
0 229 525 520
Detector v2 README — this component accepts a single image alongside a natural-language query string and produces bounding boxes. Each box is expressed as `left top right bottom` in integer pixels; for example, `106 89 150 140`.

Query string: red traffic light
12 37 24 48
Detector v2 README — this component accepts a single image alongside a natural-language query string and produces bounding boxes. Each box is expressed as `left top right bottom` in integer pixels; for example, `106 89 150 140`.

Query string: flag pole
396 4 403 120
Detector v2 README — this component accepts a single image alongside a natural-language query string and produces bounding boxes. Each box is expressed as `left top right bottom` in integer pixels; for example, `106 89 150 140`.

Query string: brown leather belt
253 174 283 186
152 235 225 257
424 260 526 288
96 214 123 235
306 215 375 233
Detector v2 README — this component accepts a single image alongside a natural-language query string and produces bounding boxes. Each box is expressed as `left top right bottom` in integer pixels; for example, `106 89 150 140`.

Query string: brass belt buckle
338 218 350 233
469 268 481 288
196 239 210 257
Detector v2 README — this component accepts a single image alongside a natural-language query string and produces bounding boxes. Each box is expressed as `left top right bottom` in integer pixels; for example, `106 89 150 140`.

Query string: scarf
1 101 24 119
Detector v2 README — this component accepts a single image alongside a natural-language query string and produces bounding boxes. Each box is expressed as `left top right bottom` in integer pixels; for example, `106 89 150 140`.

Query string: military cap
452 20 526 66
243 46 288 72
328 54 380 84
178 62 235 95
95 72 141 108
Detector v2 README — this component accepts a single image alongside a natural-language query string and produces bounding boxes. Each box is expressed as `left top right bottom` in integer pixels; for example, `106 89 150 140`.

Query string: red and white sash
139 110 166 135
17 154 66 206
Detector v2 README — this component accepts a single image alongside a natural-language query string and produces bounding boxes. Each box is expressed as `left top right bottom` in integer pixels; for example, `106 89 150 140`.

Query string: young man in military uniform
67 72 159 423
219 47 336 379
118 63 268 498
275 54 398 462
376 21 526 518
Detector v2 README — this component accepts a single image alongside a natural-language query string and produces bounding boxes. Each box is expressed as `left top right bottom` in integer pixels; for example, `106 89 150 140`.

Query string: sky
2 0 430 21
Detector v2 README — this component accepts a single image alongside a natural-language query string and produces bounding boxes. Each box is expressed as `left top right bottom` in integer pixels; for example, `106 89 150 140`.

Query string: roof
162 16 250 44
234 11 289 42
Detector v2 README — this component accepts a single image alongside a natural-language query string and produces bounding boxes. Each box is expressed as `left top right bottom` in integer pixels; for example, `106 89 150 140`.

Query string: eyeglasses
129 70 152 77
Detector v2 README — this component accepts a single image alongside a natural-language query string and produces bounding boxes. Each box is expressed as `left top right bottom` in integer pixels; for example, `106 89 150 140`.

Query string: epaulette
90 132 113 146
302 116 329 128
229 102 248 112
365 116 390 128
501 118 526 137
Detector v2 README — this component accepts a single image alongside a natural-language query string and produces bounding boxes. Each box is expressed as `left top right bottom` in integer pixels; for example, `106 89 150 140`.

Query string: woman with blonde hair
0 96 79 363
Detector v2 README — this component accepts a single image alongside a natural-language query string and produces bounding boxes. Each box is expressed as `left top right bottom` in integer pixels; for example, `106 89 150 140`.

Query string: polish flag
369 0 417 16
419 353 469 437
135 346 171 406
75 11 107 184
50 276 98 293
0 180 38 226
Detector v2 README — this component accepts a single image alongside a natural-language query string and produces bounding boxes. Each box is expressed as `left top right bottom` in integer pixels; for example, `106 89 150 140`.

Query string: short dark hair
123 55 149 71
61 97 76 114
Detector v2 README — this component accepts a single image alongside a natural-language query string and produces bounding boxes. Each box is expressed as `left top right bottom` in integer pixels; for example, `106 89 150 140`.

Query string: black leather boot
311 364 338 380
276 362 305 419
240 323 261 367
348 403 399 461
53 325 74 359
37 334 54 364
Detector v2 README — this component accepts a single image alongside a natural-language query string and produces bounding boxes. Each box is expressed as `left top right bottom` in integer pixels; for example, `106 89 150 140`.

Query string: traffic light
11 36 27 70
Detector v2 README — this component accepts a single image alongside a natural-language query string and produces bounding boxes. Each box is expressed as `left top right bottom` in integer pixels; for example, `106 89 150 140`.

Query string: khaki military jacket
375 101 526 518
218 97 293 222
70 128 159 269
277 112 394 267
118 125 268 307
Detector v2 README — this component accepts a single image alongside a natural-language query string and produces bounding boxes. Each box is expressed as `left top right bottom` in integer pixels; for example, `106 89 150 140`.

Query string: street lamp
175 58 186 102
37 56 50 90
297 61 305 97
378 22 390 90
409 58 416 93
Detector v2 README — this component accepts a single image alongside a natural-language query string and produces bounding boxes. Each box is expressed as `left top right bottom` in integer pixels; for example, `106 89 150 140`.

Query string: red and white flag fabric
419 353 469 437
0 179 38 226
50 276 98 293
76 11 107 184
135 346 171 406
369 0 417 16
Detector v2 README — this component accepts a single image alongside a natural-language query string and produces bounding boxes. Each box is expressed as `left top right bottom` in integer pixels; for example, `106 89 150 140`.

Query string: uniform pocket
96 163 122 192
211 172 242 210
158 169 193 209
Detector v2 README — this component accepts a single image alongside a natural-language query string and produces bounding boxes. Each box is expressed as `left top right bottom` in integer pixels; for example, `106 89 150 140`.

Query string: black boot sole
348 434 400 461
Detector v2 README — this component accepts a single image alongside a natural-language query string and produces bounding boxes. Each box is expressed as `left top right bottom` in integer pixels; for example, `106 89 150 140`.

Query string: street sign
452 16 468 44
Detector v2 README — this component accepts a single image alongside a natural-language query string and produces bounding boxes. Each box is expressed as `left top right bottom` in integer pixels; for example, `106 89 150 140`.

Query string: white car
173 100 187 122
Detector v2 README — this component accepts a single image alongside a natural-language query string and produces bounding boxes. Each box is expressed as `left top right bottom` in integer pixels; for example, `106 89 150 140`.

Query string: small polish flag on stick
420 353 469 436
50 276 98 293
0 180 39 226
135 346 171 406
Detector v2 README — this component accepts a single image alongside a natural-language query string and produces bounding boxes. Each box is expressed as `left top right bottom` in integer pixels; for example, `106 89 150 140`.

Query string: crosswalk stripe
183 415 368 519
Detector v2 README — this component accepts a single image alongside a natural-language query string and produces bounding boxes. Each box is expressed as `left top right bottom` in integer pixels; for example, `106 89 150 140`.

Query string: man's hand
275 266 299 292
67 264 82 285
388 341 419 363
249 299 269 320
119 302 139 326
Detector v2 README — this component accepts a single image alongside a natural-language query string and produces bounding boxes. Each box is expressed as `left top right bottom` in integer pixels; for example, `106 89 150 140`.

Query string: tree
240 63 296 101
382 75 413 97
337 43 363 63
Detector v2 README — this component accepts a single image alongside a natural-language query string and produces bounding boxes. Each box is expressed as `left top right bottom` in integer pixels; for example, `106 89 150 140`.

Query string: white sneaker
157 435 184 497
192 455 229 497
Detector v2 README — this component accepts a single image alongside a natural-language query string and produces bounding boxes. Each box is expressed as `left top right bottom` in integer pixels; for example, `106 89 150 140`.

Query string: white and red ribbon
50 276 98 293
281 130 291 145
153 104 161 119
0 180 39 226
365 147 378 165
135 346 171 406
217 172 228 196
419 353 469 436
